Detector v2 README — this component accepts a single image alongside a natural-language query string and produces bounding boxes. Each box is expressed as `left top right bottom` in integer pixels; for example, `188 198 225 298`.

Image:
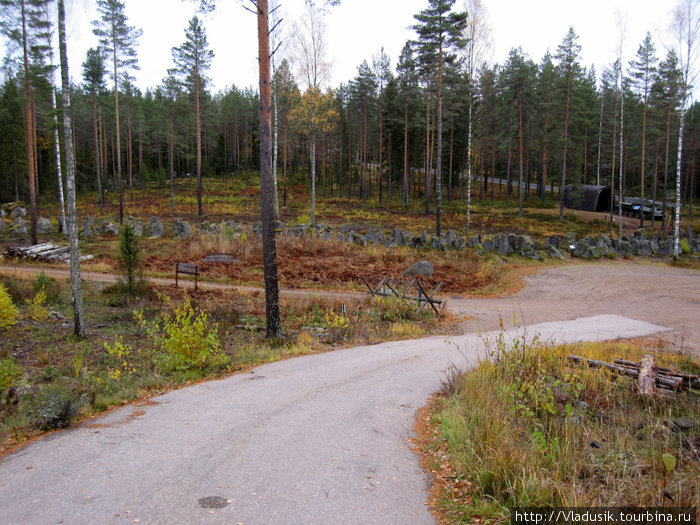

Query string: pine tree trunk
21 0 37 245
195 72 203 216
112 40 124 224
58 0 86 338
310 138 316 226
256 0 282 339
92 94 103 211
403 100 408 205
378 103 383 202
169 112 175 208
518 92 524 218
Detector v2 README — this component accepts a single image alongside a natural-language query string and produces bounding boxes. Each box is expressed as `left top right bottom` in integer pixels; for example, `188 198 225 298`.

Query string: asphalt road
0 314 669 525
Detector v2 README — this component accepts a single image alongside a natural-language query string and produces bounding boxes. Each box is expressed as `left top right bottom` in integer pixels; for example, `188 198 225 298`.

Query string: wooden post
638 354 657 396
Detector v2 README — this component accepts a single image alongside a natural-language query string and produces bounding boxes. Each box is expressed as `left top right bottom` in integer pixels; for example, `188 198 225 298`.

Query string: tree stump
638 354 657 396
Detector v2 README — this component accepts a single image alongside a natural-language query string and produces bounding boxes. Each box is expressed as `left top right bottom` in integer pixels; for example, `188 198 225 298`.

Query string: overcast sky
0 0 689 97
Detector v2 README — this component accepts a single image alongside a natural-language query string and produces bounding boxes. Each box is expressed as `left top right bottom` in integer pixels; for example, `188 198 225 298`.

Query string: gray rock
546 235 561 250
36 217 52 234
494 234 512 256
0 207 6 218
366 229 384 244
172 219 192 238
684 226 695 240
454 236 466 250
82 217 95 237
444 230 457 247
431 235 447 251
411 235 424 249
391 228 405 245
319 231 333 241
507 233 518 251
632 239 652 256
351 232 366 246
420 230 429 245
597 234 611 249
468 234 482 248
274 220 286 233
618 240 633 256
517 235 535 252
633 228 645 239
0 220 7 233
403 260 434 277
11 218 27 234
127 216 143 236
101 218 119 235
547 245 565 260
11 206 26 218
199 221 218 235
656 239 674 257
339 224 351 234
482 236 494 252
148 216 164 238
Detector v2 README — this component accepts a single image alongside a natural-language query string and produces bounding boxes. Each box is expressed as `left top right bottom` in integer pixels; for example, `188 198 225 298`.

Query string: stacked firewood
568 354 700 396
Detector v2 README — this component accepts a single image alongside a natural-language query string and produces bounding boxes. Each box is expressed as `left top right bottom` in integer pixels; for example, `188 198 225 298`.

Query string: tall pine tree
412 0 467 237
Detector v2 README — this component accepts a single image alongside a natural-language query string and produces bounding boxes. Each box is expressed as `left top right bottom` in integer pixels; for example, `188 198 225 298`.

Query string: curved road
0 262 697 524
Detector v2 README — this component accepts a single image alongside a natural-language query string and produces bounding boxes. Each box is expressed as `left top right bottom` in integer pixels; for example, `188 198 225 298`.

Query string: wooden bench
202 252 238 264
175 262 200 291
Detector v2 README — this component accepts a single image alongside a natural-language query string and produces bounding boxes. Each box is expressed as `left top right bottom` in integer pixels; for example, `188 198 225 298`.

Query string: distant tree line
0 0 697 234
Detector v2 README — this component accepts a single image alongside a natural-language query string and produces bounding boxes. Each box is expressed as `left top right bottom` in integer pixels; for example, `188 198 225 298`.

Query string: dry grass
423 339 699 523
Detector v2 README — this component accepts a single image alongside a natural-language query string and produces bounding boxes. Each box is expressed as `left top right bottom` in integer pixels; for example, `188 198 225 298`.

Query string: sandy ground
449 260 700 358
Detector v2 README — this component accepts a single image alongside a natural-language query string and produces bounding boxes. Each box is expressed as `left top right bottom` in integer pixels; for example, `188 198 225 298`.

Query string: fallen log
567 355 684 391
614 359 700 389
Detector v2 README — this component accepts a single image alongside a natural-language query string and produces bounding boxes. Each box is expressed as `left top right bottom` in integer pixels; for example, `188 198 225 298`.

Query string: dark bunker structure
563 185 611 212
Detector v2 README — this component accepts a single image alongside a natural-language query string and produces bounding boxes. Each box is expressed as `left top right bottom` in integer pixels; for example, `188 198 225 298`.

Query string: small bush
25 286 50 321
0 357 22 390
0 283 18 329
134 294 227 372
118 223 144 296
33 385 78 430
34 271 61 304
680 238 690 254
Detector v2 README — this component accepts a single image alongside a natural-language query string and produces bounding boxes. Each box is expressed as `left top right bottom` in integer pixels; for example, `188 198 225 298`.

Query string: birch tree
462 0 491 235
57 0 85 337
670 0 699 258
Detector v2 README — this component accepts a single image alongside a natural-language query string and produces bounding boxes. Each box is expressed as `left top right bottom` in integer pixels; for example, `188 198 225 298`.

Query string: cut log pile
5 243 93 264
568 354 699 396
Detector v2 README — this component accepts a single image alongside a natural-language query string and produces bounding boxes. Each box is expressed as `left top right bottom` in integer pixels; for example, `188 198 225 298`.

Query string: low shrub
0 283 18 329
32 385 79 431
0 357 22 390
134 294 227 373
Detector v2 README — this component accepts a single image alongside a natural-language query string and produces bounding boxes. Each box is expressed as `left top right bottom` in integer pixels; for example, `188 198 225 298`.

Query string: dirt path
0 263 365 301
2 260 698 356
449 260 700 358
